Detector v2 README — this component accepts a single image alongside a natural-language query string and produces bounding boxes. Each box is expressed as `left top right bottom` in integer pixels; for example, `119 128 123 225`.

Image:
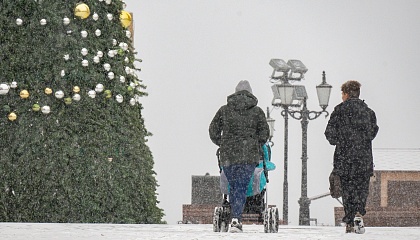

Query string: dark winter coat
325 98 379 178
209 90 269 167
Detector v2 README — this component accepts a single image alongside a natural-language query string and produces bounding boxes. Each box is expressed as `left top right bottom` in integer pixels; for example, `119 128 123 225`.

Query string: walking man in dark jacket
209 80 269 232
325 80 379 233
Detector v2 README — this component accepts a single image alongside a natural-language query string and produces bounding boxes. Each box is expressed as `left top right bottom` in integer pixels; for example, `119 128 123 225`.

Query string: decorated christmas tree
0 0 164 223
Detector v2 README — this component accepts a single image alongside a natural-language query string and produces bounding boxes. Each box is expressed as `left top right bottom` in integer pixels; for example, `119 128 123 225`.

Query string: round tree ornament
8 112 17 121
64 97 72 105
92 12 99 21
95 29 101 36
55 90 64 99
72 94 81 101
116 94 123 103
104 90 112 98
82 59 89 67
95 84 104 93
32 103 40 111
20 90 29 99
0 83 10 95
73 86 80 93
108 72 115 79
10 81 17 88
45 88 53 95
41 106 51 114
81 30 88 38
88 90 96 98
63 17 70 25
40 19 47 25
16 18 23 25
107 13 113 21
81 48 88 56
74 3 91 19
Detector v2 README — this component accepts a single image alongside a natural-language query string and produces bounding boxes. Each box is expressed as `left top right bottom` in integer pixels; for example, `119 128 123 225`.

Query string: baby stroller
213 142 279 233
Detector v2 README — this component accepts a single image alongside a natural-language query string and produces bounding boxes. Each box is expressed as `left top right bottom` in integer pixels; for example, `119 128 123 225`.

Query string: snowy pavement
1 223 420 240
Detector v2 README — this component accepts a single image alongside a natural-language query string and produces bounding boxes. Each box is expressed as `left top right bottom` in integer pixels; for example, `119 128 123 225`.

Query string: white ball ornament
92 13 99 21
41 106 51 114
95 29 101 36
93 56 100 63
119 76 126 82
107 50 115 58
64 54 70 60
116 94 123 103
81 48 88 56
16 18 23 25
107 13 113 21
125 66 131 74
112 39 117 46
129 98 136 106
81 30 88 38
99 0 103 2
67 30 72 35
0 83 10 95
61 70 66 77
105 0 112 4
103 63 111 71
54 90 64 99
63 17 70 25
97 51 104 58
124 57 129 63
130 82 136 88
72 94 81 101
126 30 131 38
108 72 115 79
95 83 104 93
82 59 89 67
88 90 96 98
40 19 47 25
10 81 18 88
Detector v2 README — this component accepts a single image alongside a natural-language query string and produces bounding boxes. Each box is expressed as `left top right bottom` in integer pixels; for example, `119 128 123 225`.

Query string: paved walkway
1 223 420 240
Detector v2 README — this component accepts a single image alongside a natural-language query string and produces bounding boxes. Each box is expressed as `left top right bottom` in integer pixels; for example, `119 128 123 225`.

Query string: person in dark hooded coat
325 80 379 233
209 80 269 232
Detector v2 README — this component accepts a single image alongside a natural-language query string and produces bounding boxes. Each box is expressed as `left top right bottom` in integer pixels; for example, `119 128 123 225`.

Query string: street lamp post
269 59 332 226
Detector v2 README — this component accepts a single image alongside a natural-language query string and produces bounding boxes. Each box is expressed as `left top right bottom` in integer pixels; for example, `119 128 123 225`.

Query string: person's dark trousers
223 164 255 222
340 174 370 224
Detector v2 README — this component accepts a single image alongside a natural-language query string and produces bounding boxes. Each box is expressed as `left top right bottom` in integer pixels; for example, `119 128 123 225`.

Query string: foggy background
123 0 420 225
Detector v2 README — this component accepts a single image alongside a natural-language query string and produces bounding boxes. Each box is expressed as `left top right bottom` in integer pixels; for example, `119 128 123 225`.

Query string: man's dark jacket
209 90 269 167
325 98 379 177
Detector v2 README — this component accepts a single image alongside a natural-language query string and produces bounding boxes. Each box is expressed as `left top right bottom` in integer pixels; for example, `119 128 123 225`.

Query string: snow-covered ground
1 223 419 240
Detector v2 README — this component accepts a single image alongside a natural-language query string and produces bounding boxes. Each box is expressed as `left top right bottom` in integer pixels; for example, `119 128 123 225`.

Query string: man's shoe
229 218 243 233
354 215 366 234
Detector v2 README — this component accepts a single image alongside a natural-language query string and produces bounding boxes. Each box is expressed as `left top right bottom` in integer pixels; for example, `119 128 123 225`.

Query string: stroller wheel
220 220 229 232
213 207 222 232
270 207 279 233
220 205 230 232
263 209 270 233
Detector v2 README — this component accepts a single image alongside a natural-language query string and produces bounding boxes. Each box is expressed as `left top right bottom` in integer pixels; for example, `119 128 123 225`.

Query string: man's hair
341 80 361 98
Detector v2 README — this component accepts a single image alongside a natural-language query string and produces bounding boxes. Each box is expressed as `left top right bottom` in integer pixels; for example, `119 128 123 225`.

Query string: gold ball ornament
120 10 132 28
45 88 53 95
74 3 91 19
8 112 17 121
73 86 80 93
19 90 29 99
32 104 40 112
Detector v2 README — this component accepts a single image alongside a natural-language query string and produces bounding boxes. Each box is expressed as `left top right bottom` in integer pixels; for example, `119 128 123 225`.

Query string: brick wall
334 170 420 226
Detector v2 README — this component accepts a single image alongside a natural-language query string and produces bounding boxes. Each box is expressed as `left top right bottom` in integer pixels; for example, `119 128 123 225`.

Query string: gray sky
124 0 420 225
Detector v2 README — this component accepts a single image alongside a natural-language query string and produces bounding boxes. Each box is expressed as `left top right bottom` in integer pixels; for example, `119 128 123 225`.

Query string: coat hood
226 90 258 111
